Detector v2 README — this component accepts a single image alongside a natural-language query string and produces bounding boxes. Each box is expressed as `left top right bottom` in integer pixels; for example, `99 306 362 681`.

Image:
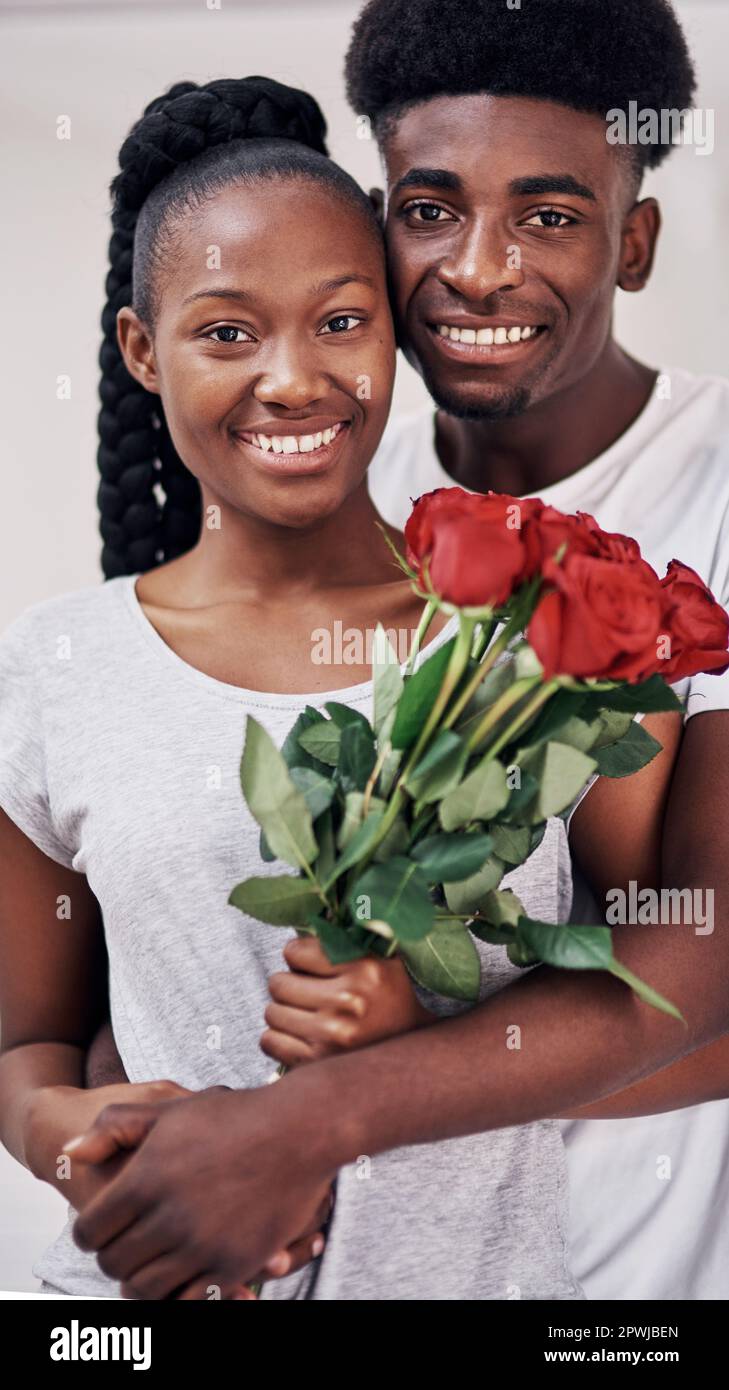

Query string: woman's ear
369 186 385 227
116 306 160 393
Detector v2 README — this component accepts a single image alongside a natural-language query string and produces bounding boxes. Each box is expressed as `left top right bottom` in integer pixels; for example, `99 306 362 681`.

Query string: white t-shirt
368 365 729 1301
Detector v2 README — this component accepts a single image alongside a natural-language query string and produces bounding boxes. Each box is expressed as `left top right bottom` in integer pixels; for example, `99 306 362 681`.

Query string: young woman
0 76 686 1301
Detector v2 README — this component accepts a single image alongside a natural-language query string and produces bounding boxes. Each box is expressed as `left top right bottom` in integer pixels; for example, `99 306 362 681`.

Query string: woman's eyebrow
181 276 376 308
509 174 597 202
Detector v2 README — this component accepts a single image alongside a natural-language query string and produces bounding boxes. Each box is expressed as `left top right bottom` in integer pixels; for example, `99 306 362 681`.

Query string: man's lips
424 319 549 363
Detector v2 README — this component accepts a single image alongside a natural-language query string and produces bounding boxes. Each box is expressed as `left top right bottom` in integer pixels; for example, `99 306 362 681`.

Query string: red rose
657 560 729 681
404 488 544 608
527 551 665 682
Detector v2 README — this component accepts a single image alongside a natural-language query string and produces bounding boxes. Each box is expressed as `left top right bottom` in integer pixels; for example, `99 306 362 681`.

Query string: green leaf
608 957 685 1022
298 719 342 767
591 709 636 750
349 857 434 942
314 808 336 883
439 758 510 830
546 714 604 754
314 917 371 964
391 637 457 749
500 768 540 824
517 741 597 820
289 766 335 820
581 674 683 715
520 689 588 747
517 917 614 970
444 855 506 913
488 824 531 866
400 918 481 1002
593 720 662 778
411 831 493 882
259 828 276 863
240 717 318 869
478 887 525 928
336 792 385 850
337 721 377 793
324 702 373 733
283 708 329 773
373 814 411 862
404 729 469 803
372 624 404 737
228 875 321 926
323 810 386 890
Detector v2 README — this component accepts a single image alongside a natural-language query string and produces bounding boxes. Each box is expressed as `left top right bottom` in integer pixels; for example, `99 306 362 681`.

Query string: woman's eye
523 209 576 229
206 326 253 344
319 315 363 335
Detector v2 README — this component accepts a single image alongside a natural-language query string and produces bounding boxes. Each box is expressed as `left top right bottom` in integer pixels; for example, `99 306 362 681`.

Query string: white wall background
0 0 728 1292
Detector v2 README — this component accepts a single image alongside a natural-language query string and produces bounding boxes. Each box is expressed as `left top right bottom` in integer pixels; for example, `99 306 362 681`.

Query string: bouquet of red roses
230 488 729 1018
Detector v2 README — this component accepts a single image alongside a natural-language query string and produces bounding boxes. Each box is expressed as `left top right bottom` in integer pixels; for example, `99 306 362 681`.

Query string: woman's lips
232 420 351 474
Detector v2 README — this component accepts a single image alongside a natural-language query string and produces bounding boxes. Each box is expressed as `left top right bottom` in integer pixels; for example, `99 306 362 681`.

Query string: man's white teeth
436 324 538 345
249 423 343 453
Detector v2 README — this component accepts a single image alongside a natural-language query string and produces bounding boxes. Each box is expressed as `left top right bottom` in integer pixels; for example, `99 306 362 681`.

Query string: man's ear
618 197 661 293
369 186 385 227
116 306 160 393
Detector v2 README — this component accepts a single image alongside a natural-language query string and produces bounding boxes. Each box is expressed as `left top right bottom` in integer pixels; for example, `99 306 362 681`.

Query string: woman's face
118 178 396 530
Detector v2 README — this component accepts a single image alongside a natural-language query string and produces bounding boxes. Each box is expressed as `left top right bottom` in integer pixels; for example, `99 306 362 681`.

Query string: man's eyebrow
181 275 376 308
508 175 597 202
392 168 463 195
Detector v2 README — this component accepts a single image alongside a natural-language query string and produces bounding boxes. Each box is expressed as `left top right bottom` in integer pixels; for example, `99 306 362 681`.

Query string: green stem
479 680 559 762
404 598 439 676
466 676 542 752
443 609 525 731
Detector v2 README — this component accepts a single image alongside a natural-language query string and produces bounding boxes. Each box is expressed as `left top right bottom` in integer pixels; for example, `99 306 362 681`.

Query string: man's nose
437 218 525 301
252 339 330 409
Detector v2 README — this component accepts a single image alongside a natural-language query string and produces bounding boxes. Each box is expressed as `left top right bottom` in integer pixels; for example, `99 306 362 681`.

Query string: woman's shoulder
0 576 130 676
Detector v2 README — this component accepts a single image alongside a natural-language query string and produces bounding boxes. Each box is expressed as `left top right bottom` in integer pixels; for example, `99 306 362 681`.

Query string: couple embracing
1 0 728 1302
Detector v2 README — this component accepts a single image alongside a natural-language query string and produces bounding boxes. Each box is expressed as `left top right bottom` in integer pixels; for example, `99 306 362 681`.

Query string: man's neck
434 344 658 497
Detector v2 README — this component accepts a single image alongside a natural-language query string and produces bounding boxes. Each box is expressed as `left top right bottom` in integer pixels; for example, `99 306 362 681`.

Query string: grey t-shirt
0 575 584 1301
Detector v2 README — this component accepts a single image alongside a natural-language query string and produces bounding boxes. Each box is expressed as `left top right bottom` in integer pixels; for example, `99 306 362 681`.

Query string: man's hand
68 1083 339 1300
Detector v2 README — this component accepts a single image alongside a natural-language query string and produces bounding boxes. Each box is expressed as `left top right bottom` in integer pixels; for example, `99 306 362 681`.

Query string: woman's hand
23 1078 191 1211
260 935 434 1069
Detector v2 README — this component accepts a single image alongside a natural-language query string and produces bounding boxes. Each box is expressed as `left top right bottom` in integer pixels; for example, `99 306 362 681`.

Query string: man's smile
425 319 549 364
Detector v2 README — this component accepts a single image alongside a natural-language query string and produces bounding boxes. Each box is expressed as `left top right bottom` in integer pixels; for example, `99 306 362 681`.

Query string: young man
66 0 729 1302
346 0 729 1299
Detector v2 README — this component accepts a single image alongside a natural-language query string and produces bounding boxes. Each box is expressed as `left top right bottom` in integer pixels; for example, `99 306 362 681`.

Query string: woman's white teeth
252 424 343 454
437 324 538 345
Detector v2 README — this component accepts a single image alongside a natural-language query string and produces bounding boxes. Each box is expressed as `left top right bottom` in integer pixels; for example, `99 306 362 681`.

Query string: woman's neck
159 479 404 607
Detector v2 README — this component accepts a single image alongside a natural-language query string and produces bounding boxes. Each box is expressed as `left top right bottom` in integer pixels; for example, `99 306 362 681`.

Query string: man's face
381 94 649 419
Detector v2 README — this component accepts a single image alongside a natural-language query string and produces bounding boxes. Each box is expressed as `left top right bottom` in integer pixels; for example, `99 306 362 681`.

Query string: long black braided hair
97 75 379 579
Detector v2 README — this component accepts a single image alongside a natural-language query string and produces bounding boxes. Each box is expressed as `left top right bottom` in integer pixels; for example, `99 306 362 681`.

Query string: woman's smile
231 418 352 475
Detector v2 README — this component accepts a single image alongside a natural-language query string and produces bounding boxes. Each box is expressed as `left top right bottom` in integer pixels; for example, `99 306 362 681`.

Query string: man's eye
206 326 253 344
319 315 363 335
523 209 576 229
403 202 454 224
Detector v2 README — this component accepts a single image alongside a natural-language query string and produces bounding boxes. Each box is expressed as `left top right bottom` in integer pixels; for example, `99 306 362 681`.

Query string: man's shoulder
371 404 436 467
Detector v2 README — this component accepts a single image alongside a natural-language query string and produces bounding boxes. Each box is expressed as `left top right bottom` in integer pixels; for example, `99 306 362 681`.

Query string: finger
283 936 342 977
118 1243 207 1301
95 1207 187 1287
264 1001 358 1048
262 1230 326 1280
63 1102 159 1166
268 969 366 1017
259 1027 315 1069
73 1141 155 1253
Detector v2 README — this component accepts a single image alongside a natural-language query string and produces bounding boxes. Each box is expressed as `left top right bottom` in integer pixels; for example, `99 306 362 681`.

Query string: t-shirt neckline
119 571 459 707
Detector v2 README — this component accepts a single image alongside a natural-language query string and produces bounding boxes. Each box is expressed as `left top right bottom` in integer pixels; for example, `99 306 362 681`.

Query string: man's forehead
382 93 616 193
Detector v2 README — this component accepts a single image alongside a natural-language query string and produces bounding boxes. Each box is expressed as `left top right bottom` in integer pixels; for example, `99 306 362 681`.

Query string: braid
97 77 330 579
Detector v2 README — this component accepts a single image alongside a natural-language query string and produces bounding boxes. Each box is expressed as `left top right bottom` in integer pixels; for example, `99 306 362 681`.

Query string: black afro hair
345 0 697 170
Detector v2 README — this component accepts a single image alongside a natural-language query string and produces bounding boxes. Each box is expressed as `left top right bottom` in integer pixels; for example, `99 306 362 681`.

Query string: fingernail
265 1251 291 1276
312 1235 325 1257
63 1135 85 1152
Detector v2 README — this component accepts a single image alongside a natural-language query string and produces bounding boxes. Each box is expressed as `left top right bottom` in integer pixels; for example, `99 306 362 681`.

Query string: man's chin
423 373 534 421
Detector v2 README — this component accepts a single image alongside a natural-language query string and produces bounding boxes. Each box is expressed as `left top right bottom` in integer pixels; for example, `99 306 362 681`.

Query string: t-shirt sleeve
0 612 77 870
